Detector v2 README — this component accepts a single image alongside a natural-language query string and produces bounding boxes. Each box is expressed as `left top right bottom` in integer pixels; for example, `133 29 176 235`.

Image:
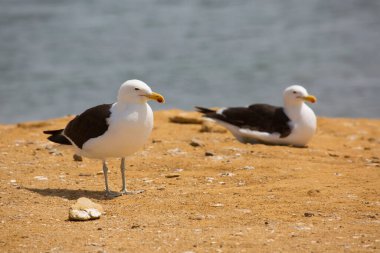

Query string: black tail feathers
43 129 72 145
195 106 216 114
43 129 64 135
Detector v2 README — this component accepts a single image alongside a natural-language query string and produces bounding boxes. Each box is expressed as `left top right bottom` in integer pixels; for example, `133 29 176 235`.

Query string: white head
283 85 317 106
117 79 165 104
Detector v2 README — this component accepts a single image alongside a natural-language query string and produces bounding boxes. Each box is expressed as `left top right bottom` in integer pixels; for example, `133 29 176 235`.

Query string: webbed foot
120 189 145 195
105 190 123 198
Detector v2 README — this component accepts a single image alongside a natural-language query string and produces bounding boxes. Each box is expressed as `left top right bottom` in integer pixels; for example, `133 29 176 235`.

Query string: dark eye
135 88 140 91
292 91 297 94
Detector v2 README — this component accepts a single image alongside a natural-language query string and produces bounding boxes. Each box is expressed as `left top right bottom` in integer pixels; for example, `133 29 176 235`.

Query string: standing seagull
44 80 165 197
196 85 317 147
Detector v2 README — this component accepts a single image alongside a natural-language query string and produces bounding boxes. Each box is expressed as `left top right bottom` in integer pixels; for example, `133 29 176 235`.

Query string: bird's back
199 104 292 138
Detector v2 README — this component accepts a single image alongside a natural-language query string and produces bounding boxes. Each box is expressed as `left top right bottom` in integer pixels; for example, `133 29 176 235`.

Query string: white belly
79 103 153 159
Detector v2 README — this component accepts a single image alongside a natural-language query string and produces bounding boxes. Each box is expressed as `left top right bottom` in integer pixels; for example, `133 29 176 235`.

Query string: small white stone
219 172 235 177
294 223 313 231
69 209 91 221
206 177 214 183
210 203 224 207
142 178 154 184
34 176 48 181
211 155 224 161
68 197 103 221
86 208 102 219
236 208 252 214
167 148 186 156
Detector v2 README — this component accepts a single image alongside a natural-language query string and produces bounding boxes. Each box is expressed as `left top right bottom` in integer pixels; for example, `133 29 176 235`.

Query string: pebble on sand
10 179 17 186
190 138 204 147
210 203 224 207
34 176 48 181
45 145 63 156
165 174 180 178
219 172 235 177
189 214 205 220
169 114 203 124
304 212 315 217
69 197 103 221
307 189 320 196
167 148 187 156
73 154 83 162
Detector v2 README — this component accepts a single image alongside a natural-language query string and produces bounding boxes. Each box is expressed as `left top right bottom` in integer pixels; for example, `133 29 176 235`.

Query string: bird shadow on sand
23 187 110 200
245 141 308 148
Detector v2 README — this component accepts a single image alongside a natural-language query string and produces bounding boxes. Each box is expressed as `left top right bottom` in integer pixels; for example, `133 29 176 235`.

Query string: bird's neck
117 95 148 105
113 101 148 112
284 102 306 121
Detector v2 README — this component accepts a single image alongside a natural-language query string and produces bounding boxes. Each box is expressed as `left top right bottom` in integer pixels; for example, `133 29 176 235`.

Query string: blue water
0 0 379 123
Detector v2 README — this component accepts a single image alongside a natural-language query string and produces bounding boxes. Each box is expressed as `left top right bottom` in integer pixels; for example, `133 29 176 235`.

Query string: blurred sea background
0 0 379 123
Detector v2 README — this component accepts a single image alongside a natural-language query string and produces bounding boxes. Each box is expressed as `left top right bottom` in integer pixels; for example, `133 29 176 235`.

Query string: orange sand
0 110 379 252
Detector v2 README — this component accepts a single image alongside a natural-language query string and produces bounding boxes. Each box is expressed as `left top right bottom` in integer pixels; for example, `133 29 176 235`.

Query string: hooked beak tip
146 92 165 103
302 95 317 103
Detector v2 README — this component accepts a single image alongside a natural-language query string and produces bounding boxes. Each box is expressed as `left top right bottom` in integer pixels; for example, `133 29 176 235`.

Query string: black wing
196 104 291 138
64 104 112 148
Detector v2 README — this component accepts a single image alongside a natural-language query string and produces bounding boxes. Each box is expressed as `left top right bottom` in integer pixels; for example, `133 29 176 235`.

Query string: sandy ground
0 110 379 253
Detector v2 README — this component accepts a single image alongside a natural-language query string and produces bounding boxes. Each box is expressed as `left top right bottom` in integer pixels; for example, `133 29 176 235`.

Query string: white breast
79 103 154 159
285 104 317 146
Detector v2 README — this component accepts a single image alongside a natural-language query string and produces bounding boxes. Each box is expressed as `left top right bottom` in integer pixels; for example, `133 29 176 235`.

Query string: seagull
44 79 165 197
196 85 317 147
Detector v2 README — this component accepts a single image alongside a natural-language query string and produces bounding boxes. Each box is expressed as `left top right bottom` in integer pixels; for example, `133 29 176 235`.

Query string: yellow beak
302 95 317 103
145 92 165 103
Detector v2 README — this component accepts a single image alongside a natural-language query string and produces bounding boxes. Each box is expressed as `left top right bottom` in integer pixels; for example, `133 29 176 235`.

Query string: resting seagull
196 85 317 147
44 79 165 197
